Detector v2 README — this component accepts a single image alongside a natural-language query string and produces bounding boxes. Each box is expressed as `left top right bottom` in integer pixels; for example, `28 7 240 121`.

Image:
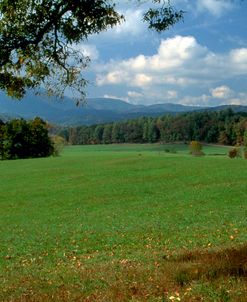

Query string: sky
80 0 247 107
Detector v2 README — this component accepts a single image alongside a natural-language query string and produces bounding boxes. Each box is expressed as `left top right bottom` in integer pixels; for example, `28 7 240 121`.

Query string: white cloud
112 9 145 36
125 36 207 72
103 94 129 102
179 94 211 106
96 35 210 88
96 35 247 91
127 91 144 98
166 90 178 99
163 76 197 86
97 70 129 85
93 35 247 106
179 88 247 107
227 98 242 105
197 0 234 16
75 44 99 60
226 93 247 106
129 55 146 71
230 48 247 72
133 74 153 87
211 85 233 99
96 36 247 95
103 94 120 100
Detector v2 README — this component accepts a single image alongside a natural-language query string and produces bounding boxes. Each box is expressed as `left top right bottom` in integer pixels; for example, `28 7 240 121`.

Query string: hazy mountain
84 98 139 112
1 91 246 125
204 105 247 113
130 103 202 113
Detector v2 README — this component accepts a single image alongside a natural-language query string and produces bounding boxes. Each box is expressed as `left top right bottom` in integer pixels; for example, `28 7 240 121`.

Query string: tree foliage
0 117 54 159
0 0 183 100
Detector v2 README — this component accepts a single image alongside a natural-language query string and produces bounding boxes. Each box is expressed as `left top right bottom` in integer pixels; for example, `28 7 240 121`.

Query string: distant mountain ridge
1 91 247 125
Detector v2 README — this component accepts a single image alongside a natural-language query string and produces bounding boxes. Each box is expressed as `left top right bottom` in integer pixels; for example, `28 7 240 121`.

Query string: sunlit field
1 144 247 301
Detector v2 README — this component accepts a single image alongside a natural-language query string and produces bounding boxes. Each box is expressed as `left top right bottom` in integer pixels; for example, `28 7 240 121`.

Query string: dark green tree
76 126 91 144
143 118 159 143
28 117 54 157
0 117 53 159
102 124 113 144
112 122 125 143
4 119 30 159
93 125 104 144
124 119 144 143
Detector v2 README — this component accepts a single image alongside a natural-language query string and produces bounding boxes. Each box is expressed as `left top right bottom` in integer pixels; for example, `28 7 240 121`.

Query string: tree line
2 109 247 160
0 117 54 160
56 109 247 146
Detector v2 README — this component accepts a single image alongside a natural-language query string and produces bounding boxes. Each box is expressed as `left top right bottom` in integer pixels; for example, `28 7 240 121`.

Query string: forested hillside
56 109 247 146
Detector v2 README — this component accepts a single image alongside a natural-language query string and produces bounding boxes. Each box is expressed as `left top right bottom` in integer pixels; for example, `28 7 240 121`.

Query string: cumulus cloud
96 35 247 90
96 36 209 87
133 74 153 87
94 35 247 106
179 87 247 107
211 85 233 99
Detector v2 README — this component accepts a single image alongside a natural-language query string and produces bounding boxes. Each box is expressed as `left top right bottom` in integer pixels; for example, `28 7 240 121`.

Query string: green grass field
0 144 246 301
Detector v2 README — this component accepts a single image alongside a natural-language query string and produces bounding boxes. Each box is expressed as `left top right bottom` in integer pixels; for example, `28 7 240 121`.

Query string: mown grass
0 143 246 301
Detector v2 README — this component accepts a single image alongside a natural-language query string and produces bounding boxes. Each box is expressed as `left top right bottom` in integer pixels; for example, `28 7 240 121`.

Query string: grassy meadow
0 143 247 301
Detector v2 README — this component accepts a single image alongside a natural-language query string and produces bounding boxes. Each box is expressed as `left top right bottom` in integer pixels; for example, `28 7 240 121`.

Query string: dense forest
56 109 247 146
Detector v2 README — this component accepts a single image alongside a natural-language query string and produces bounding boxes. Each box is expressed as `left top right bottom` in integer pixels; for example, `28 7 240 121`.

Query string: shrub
243 148 247 159
189 140 204 156
243 131 247 159
228 147 241 159
51 135 66 156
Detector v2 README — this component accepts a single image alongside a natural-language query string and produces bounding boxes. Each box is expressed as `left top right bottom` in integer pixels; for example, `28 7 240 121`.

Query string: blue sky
79 0 247 106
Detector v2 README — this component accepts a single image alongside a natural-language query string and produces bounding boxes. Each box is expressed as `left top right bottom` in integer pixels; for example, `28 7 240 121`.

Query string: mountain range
1 91 247 125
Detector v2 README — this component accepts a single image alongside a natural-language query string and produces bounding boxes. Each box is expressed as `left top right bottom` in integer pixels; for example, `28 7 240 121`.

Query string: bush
51 135 66 156
189 140 204 156
243 131 247 159
243 149 247 159
228 147 241 159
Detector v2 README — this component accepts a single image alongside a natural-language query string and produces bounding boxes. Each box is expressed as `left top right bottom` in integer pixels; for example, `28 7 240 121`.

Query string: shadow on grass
172 244 247 286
